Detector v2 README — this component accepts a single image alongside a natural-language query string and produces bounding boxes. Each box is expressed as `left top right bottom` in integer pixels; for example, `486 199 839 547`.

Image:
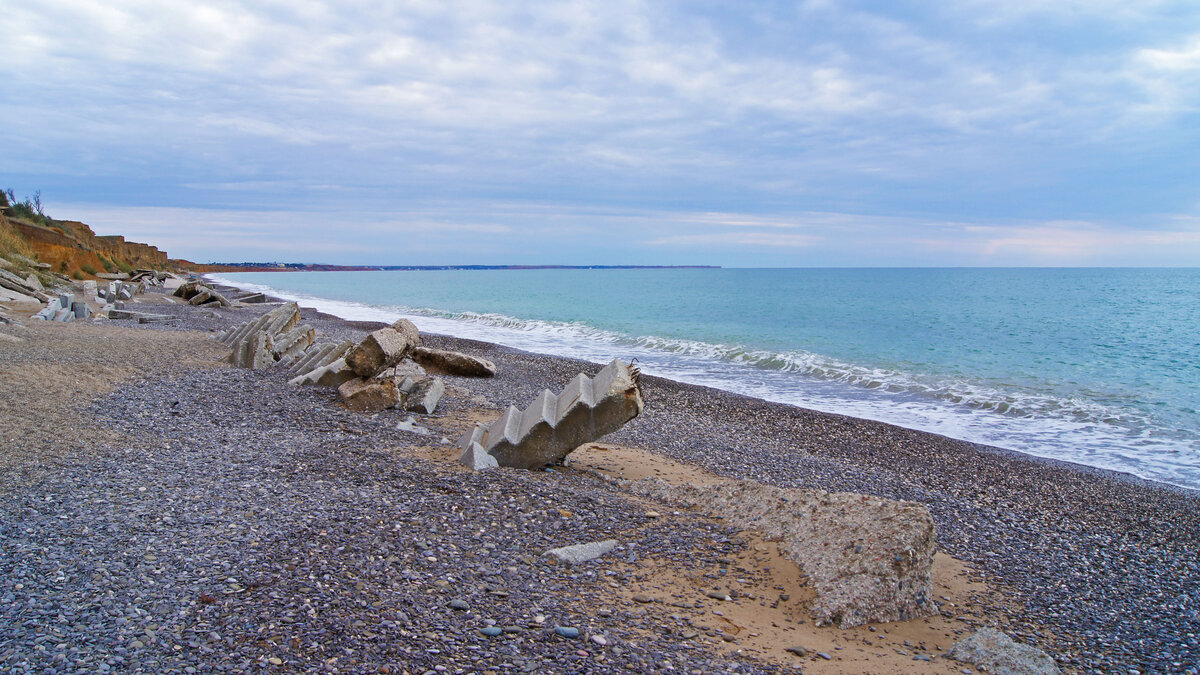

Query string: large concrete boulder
412 346 496 377
345 320 420 377
337 377 400 412
459 359 643 469
289 356 357 387
626 478 937 628
946 628 1060 675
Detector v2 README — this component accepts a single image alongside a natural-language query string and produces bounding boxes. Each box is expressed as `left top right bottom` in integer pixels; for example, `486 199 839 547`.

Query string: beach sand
2 285 1197 673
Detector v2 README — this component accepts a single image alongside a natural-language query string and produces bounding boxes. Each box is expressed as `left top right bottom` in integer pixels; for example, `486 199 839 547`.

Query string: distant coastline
195 263 720 272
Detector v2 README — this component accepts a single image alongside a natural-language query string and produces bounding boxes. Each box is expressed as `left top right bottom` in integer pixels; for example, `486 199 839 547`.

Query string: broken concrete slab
412 346 496 377
544 540 618 565
221 302 315 370
24 274 43 291
0 268 51 302
338 377 400 412
345 321 420 377
71 301 90 319
946 628 1060 675
398 376 445 414
289 356 357 387
459 359 643 469
458 442 499 471
624 478 936 629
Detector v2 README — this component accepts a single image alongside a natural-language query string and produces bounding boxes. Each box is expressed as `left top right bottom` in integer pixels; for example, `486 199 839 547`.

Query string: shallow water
214 267 1200 490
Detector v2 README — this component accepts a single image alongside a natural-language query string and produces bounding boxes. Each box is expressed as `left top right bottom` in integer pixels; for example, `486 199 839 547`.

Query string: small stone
268 657 283 665
544 540 618 565
554 626 580 639
786 646 808 657
448 599 469 611
632 594 655 604
681 631 699 639
706 590 732 601
480 627 502 637
591 635 608 646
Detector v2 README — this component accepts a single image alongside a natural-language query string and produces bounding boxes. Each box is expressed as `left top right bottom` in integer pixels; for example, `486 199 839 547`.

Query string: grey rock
554 626 580 639
946 628 1060 675
544 539 618 565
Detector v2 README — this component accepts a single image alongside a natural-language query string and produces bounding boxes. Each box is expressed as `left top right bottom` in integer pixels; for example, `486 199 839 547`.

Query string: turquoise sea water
214 268 1200 490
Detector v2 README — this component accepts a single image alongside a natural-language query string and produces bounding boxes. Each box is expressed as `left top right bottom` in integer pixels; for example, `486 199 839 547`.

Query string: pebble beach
2 286 1198 674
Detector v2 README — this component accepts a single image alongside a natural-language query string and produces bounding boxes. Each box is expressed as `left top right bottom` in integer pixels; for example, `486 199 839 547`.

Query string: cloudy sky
5 0 1200 266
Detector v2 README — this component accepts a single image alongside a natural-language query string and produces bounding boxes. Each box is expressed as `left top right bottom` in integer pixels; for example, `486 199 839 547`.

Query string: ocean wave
258 290 1146 435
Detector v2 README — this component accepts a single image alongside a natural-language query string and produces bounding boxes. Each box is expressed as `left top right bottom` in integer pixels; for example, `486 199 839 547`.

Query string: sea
211 268 1200 491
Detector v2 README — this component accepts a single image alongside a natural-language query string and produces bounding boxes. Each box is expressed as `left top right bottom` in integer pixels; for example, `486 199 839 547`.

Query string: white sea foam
210 274 1200 490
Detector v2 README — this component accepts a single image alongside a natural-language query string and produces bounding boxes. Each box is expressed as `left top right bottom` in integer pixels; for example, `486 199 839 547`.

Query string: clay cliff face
0 211 168 278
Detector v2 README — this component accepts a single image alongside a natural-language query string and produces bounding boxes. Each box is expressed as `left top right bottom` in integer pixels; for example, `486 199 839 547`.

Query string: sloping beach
2 285 1197 674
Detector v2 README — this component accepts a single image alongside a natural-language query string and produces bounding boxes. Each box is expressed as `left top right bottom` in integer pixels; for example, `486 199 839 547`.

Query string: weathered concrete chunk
338 377 400 412
458 442 499 471
413 346 496 377
230 330 275 369
71 301 90 319
222 303 312 370
398 376 445 414
544 540 618 565
625 478 936 628
346 323 419 377
289 356 357 387
459 359 642 469
24 274 43 291
947 628 1060 675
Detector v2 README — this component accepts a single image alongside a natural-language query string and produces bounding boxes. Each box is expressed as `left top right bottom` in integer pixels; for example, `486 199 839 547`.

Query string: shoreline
2 280 1197 672
207 271 1200 494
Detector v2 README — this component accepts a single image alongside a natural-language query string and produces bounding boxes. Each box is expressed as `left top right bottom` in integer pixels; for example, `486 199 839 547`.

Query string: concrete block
338 377 400 412
459 442 499 471
459 359 643 469
346 323 419 377
412 347 496 377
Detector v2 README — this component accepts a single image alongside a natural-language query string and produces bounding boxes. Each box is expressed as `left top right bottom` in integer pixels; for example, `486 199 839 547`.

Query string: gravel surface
3 285 1198 674
1 292 779 674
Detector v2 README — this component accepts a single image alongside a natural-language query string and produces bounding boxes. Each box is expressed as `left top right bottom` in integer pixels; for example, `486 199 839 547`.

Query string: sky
4 0 1200 267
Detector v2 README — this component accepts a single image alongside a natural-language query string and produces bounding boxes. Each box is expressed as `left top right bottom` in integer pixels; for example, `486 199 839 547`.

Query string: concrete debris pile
217 302 315 369
624 478 937 628
31 292 90 322
126 269 175 286
458 359 643 470
97 280 144 303
268 313 497 416
173 280 231 308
